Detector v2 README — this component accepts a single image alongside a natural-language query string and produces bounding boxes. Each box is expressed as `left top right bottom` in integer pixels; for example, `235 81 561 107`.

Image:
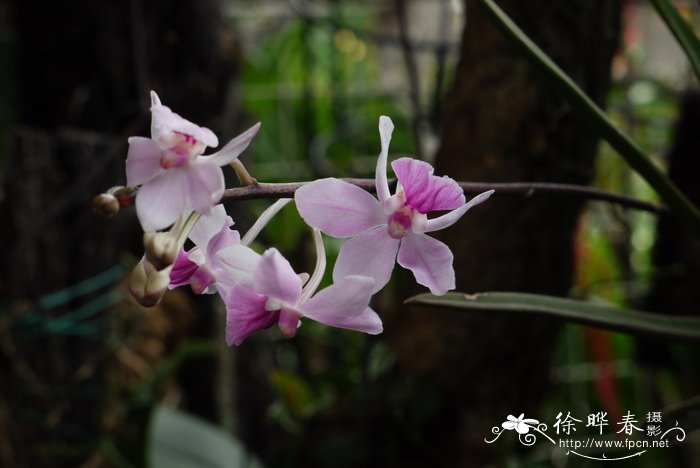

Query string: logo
485 411 686 461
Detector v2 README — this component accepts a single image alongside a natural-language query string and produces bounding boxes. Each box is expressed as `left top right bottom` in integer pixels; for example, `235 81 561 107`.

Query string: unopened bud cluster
91 186 136 218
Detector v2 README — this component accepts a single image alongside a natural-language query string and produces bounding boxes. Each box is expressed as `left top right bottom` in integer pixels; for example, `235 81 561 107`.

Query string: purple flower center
278 307 302 337
387 205 413 239
190 264 216 294
169 249 198 287
159 132 203 169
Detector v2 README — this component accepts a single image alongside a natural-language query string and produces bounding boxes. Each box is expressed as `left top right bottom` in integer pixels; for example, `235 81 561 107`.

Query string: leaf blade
650 0 700 82
406 292 700 341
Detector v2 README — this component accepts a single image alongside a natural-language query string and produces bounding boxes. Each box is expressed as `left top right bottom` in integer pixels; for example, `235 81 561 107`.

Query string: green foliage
479 0 700 235
650 0 700 81
149 406 265 468
240 10 413 183
406 291 700 341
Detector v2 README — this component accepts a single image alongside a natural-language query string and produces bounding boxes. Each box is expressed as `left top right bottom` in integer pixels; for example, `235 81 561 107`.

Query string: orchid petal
391 158 465 213
302 275 373 318
253 249 302 305
333 226 400 294
397 232 454 295
295 178 385 237
150 104 218 149
188 204 232 249
376 116 394 204
424 190 495 233
225 285 279 346
301 275 381 334
201 122 261 167
169 249 198 288
216 244 261 286
206 228 240 265
311 307 383 335
187 247 206 266
126 137 163 186
135 171 186 231
190 265 217 295
182 163 225 212
150 90 162 107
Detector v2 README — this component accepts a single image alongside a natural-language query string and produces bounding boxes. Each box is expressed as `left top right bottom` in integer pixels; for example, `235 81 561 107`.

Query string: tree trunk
642 92 700 467
386 1 622 465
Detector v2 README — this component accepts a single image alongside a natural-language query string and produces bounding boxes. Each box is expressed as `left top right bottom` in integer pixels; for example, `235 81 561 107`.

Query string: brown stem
99 179 668 216
218 179 669 215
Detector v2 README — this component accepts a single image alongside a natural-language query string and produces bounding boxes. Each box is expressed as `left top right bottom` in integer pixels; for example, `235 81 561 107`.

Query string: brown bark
386 1 621 465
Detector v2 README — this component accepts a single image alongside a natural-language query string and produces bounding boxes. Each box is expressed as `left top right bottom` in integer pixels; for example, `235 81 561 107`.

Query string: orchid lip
387 206 413 239
159 150 190 169
278 307 302 337
190 265 216 294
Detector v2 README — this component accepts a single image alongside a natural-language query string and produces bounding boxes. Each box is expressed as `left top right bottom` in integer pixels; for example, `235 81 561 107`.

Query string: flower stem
241 198 293 246
219 179 669 215
106 180 670 216
230 160 258 187
299 228 326 304
176 211 202 247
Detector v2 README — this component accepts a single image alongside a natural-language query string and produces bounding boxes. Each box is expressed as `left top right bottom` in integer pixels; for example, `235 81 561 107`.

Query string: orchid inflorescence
95 92 494 346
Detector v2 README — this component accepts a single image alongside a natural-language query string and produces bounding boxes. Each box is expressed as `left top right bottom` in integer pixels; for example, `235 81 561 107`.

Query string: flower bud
144 232 178 270
110 186 137 208
128 260 149 302
92 193 120 217
128 259 170 307
142 269 171 307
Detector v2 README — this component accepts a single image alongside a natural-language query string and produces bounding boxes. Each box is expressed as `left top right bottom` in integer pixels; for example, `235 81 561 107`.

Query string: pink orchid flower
169 199 293 295
295 116 494 295
126 91 261 231
169 205 240 294
224 232 382 346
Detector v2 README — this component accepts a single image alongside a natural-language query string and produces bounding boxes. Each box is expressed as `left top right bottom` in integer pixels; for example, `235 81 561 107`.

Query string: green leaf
406 292 700 341
478 0 700 235
650 0 700 82
148 406 266 468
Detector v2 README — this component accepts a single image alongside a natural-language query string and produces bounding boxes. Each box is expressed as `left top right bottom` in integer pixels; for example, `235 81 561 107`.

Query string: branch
219 179 669 215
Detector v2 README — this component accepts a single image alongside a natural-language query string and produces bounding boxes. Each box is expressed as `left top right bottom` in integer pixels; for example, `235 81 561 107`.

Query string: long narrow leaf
478 0 700 235
650 0 700 81
406 292 700 341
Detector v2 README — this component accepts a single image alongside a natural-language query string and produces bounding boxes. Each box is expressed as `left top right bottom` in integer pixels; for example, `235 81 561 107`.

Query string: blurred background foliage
0 0 699 467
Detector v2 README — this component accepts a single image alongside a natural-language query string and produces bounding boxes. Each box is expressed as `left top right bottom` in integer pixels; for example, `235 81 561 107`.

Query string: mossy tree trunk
386 1 622 465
